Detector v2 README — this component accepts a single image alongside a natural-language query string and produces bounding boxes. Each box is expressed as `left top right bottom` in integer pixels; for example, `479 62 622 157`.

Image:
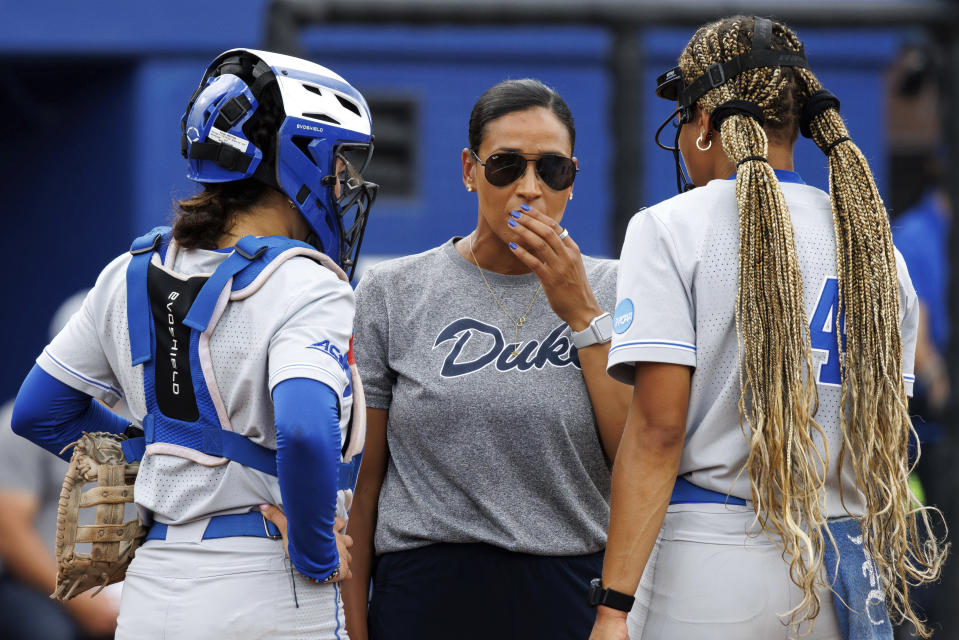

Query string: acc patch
613 298 634 334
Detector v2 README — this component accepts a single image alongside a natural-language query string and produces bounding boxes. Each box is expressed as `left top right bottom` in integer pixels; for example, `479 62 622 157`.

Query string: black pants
369 542 603 640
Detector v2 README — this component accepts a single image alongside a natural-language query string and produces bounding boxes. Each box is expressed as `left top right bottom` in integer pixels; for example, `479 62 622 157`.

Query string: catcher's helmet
181 48 377 277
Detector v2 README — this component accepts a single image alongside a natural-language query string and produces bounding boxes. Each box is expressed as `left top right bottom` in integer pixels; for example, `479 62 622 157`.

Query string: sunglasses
470 150 577 191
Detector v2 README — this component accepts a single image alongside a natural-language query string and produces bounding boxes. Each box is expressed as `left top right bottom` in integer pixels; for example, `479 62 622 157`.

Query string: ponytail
797 67 947 635
172 180 268 250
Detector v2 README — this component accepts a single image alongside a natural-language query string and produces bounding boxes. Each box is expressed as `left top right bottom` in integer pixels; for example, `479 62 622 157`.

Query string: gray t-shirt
353 238 617 556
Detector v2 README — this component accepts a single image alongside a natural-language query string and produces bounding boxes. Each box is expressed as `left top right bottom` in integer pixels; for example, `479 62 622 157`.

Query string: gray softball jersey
353 239 618 556
608 178 918 518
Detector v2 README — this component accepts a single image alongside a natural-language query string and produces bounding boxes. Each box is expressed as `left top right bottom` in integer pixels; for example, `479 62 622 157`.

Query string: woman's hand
506 204 603 331
333 516 354 580
589 608 630 640
259 505 354 582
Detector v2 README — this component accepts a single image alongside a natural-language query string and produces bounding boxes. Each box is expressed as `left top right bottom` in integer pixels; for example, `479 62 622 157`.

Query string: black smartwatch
586 578 635 612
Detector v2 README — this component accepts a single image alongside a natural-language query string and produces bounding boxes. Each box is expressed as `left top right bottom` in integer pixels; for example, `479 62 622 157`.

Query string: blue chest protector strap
183 235 269 333
122 228 357 483
127 227 167 366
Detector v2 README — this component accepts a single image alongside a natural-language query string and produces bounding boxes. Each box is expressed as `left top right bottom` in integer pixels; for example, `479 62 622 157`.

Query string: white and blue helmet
181 48 377 277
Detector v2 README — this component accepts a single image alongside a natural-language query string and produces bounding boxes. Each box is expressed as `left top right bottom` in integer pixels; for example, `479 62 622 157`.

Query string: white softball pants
628 503 842 640
114 518 347 640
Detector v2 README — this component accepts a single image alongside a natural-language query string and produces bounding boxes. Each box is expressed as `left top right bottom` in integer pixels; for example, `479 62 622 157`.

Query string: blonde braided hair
679 16 947 635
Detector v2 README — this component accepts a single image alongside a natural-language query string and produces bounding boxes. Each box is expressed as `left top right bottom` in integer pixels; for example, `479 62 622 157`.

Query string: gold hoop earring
288 199 297 210
696 132 712 152
466 185 474 192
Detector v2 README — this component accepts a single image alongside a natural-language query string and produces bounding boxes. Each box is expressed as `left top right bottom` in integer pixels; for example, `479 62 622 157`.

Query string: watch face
595 312 614 342
586 578 603 606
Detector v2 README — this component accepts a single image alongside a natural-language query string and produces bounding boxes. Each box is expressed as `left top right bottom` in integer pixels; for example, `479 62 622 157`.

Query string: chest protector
120 226 365 493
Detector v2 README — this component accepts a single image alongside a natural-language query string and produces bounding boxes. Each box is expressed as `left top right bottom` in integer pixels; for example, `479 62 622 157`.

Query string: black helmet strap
179 55 278 181
673 18 809 121
681 49 808 112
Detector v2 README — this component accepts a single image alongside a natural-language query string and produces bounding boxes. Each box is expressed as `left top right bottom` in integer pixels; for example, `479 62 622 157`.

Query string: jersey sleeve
267 266 355 399
352 266 395 410
607 209 696 384
896 249 918 397
36 263 125 406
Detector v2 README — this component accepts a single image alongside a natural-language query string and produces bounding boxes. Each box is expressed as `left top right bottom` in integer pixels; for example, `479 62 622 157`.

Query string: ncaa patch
613 298 634 334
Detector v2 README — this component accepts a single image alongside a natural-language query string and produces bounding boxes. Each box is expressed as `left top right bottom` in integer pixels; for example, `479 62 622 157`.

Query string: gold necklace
468 235 542 357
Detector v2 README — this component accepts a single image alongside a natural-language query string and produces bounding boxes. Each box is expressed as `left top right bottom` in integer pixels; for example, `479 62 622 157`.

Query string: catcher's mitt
52 431 146 600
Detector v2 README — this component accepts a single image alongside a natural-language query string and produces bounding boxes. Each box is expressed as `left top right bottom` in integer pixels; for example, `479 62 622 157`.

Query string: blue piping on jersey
728 169 806 185
904 374 916 382
43 349 123 397
609 340 696 354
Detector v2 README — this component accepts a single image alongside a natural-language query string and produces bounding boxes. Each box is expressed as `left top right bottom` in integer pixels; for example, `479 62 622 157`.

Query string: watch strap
571 312 613 349
587 578 635 612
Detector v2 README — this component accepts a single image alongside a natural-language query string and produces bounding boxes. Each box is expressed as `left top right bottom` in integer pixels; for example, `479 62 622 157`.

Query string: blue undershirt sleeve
11 364 129 461
272 377 341 581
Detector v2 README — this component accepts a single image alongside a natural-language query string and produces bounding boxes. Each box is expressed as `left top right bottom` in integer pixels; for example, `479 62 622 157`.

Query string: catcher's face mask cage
181 48 378 278
653 18 809 193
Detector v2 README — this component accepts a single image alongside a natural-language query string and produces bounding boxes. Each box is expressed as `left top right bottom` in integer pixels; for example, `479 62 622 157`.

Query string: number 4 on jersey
809 277 845 386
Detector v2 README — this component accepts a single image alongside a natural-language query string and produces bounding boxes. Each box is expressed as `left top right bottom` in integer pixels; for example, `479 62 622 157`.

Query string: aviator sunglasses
470 149 577 191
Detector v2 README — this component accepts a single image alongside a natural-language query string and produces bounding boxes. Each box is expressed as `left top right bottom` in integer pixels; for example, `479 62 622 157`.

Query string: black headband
682 19 807 109
711 100 766 130
682 49 808 111
656 17 809 114
799 90 841 139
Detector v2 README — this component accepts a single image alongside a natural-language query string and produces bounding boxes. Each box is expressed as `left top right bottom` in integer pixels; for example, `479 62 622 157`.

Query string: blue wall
0 5 905 398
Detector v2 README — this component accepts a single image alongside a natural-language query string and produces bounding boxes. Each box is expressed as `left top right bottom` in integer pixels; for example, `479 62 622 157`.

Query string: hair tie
800 90 841 138
710 100 766 130
823 136 850 155
736 155 768 167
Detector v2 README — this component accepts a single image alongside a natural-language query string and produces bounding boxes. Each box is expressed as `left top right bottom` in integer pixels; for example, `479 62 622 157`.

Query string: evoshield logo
166 292 181 395
296 123 324 133
432 319 581 378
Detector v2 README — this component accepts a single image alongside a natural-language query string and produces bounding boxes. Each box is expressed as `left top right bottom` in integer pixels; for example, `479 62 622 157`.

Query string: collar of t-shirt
728 169 805 185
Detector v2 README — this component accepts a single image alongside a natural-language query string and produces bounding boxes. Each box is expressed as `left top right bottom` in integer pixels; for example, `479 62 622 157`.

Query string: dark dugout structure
267 0 959 634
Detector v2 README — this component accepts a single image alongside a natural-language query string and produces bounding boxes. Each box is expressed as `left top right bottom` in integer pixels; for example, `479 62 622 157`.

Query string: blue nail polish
520 203 530 212
507 218 518 227
509 210 521 219
509 242 518 250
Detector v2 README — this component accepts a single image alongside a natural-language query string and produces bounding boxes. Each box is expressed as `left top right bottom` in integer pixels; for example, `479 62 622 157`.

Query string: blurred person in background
890 156 950 640
0 290 119 640
891 156 950 505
